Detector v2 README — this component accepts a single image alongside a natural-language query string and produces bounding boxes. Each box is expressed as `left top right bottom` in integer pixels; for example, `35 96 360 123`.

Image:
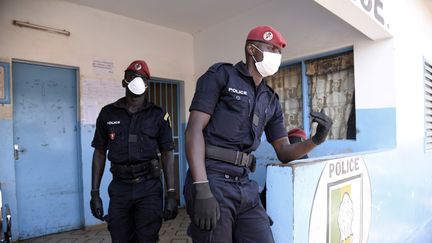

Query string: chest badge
109 132 116 140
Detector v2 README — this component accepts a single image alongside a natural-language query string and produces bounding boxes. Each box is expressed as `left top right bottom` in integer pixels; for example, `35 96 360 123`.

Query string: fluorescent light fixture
13 20 70 36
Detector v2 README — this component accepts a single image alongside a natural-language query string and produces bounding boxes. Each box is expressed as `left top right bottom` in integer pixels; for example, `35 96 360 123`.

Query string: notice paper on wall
81 79 124 124
93 59 114 75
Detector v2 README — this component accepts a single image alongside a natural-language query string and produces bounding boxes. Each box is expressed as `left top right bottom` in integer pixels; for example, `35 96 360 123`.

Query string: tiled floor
20 208 192 243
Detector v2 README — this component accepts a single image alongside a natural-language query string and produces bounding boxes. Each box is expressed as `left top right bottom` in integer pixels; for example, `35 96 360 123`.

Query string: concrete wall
0 0 194 235
393 0 432 146
193 0 367 78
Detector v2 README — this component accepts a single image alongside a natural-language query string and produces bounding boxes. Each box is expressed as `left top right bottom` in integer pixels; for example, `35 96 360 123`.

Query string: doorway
145 79 185 204
12 61 82 239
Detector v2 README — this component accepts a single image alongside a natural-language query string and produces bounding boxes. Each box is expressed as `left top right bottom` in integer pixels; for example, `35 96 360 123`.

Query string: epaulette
208 62 233 73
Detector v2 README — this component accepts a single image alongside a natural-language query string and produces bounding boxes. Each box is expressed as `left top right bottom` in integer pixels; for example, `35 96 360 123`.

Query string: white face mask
251 44 282 77
125 77 146 95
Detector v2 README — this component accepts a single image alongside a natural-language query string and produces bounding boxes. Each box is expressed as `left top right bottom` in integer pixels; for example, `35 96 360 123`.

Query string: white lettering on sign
329 157 360 178
352 0 385 26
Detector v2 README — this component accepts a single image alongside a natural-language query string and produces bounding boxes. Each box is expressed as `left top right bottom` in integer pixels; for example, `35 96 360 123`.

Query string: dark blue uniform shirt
190 61 287 154
92 97 174 164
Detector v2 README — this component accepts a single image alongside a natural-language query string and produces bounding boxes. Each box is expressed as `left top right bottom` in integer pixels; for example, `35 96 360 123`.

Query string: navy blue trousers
184 167 274 243
107 177 163 243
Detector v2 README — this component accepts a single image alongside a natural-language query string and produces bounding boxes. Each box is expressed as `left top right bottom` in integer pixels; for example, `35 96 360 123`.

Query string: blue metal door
12 61 82 239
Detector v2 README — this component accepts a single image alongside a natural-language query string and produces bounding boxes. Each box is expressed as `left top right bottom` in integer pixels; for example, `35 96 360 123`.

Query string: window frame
279 46 354 139
424 57 432 153
0 61 11 104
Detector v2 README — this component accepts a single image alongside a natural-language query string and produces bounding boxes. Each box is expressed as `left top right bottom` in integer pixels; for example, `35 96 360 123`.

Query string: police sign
352 0 385 26
309 156 371 243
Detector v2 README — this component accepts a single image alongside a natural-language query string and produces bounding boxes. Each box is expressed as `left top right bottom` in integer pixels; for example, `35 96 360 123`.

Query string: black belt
110 161 151 179
113 174 153 184
205 145 256 172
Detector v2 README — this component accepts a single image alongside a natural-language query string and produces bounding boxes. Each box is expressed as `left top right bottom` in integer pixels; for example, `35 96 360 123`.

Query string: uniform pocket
107 127 128 162
139 126 159 152
222 92 249 115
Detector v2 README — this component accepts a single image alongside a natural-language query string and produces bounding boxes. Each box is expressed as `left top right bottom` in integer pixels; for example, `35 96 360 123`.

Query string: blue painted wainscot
266 149 432 243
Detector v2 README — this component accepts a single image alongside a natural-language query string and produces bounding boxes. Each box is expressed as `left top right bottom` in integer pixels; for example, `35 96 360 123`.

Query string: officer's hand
90 190 104 221
164 191 178 221
193 181 220 231
311 111 333 145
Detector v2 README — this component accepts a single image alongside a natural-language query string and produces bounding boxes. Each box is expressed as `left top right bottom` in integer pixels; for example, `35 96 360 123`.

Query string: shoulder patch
164 112 172 128
208 62 233 73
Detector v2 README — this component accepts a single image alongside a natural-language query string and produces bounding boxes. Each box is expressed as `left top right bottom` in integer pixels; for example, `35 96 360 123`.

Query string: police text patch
228 87 247 96
107 121 120 125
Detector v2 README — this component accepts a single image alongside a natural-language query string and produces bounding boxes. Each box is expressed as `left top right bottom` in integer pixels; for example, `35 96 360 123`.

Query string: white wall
193 0 367 79
193 0 396 109
353 37 396 109
0 0 194 123
392 0 432 145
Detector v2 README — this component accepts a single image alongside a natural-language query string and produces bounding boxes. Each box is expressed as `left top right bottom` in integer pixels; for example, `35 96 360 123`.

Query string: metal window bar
145 78 183 200
274 47 354 140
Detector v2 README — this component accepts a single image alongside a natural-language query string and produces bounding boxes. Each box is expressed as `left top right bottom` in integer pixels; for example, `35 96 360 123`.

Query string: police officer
90 60 178 243
184 26 332 242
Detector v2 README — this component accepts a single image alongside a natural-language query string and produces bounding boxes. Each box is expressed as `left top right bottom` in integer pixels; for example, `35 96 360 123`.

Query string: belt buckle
240 153 249 167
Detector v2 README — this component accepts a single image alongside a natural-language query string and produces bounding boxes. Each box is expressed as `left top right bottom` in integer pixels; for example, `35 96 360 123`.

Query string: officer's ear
246 42 255 56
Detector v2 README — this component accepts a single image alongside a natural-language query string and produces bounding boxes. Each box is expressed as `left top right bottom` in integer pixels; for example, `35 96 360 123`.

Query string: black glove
193 181 220 231
90 190 104 221
164 191 178 221
311 111 333 145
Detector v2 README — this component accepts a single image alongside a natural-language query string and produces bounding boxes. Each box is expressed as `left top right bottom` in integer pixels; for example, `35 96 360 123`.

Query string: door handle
14 144 25 160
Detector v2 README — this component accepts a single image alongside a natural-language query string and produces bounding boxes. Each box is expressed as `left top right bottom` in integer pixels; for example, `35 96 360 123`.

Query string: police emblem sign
309 156 371 243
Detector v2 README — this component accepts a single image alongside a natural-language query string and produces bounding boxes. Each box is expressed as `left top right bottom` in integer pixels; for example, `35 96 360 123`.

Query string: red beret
125 60 150 79
288 128 307 140
247 25 286 49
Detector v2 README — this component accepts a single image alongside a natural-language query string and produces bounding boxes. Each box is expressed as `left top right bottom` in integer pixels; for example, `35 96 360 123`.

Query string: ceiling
63 0 274 34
